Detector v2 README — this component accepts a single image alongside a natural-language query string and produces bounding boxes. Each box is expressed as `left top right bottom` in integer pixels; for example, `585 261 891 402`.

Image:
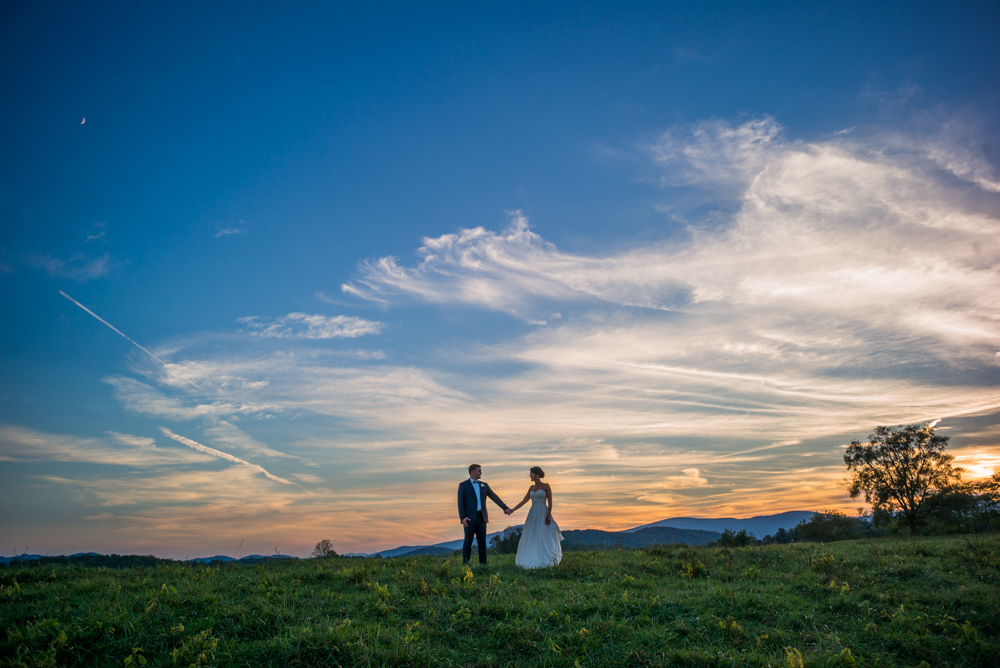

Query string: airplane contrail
160 427 293 485
59 290 202 390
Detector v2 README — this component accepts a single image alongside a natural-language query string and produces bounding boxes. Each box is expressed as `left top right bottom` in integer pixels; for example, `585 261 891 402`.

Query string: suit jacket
458 479 508 524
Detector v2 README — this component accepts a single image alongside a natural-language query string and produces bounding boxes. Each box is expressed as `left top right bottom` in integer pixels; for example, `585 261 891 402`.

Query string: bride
509 467 563 569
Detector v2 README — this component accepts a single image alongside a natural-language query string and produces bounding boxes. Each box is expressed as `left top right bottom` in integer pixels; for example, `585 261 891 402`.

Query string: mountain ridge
0 512 816 562
626 510 815 536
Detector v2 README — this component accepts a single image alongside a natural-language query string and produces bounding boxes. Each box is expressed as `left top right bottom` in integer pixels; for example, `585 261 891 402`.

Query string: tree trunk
906 513 919 536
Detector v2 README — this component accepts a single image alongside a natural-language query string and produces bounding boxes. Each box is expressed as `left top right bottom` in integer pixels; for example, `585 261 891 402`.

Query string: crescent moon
80 117 85 124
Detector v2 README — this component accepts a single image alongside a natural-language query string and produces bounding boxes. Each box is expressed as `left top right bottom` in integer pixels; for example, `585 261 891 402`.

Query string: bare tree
311 539 338 558
844 423 962 536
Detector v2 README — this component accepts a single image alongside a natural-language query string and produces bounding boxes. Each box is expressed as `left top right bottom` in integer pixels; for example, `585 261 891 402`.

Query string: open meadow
2 534 998 667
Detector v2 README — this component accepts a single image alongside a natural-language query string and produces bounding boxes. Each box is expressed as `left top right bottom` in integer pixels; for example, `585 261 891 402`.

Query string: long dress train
515 489 563 569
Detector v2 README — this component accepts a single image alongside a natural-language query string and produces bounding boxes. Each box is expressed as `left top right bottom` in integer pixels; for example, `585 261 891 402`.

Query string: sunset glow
1 2 998 558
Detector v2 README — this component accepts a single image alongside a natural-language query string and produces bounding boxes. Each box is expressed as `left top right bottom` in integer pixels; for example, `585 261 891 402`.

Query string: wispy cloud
201 420 298 459
0 423 210 466
108 351 469 427
343 119 1000 374
238 313 385 339
666 468 709 488
105 376 258 420
25 252 113 280
107 432 155 447
316 291 357 307
215 226 245 238
92 315 993 545
159 427 293 485
85 221 108 243
341 214 618 320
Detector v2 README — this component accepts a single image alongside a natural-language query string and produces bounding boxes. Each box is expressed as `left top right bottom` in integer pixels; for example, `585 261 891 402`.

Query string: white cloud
106 432 156 448
342 119 999 375
109 352 470 429
105 376 272 420
0 423 210 466
238 313 384 339
666 468 709 488
341 213 652 319
649 117 783 188
83 221 109 243
201 420 297 459
24 252 113 280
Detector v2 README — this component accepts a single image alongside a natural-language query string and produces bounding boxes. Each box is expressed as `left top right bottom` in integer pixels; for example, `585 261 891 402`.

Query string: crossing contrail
59 290 202 391
160 427 293 485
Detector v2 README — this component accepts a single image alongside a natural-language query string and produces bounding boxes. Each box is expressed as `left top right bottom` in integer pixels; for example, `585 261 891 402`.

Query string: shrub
489 526 522 554
796 510 874 543
717 529 756 547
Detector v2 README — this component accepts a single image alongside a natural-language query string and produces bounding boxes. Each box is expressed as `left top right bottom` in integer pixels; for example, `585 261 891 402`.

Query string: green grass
2 534 998 667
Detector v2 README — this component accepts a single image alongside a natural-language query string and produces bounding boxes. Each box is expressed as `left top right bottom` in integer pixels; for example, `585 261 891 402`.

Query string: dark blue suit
458 478 508 564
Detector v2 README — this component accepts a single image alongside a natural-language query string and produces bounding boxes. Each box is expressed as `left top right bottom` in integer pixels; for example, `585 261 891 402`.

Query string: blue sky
2 1 999 557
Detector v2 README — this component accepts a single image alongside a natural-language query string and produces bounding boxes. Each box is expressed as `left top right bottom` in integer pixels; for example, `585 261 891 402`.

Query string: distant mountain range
0 512 815 563
186 554 296 563
362 511 813 558
0 552 101 564
626 511 815 537
364 524 722 558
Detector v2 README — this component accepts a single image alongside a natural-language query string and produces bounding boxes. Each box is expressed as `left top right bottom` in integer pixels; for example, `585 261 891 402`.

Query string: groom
458 464 512 565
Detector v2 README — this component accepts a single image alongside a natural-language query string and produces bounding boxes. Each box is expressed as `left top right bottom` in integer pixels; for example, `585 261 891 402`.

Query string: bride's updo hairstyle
530 466 545 478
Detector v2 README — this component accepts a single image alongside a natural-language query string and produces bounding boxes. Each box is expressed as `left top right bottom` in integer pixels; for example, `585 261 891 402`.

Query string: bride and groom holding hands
458 464 563 569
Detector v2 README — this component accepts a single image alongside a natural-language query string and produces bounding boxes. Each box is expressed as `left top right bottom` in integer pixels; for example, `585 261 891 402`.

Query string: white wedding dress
515 489 564 569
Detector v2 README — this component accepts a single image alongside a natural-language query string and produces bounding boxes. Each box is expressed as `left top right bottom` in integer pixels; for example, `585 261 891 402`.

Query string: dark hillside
562 525 719 549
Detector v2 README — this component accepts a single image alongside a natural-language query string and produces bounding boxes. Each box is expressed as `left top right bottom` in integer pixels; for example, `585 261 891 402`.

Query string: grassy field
2 534 998 667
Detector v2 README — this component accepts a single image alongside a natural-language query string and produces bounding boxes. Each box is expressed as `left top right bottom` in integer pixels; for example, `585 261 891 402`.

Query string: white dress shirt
470 477 482 511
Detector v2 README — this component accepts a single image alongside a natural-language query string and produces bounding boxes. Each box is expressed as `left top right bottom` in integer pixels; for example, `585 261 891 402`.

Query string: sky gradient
2 1 999 558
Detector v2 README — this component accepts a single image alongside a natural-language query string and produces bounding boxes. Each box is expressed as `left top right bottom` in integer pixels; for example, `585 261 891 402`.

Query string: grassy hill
393 546 456 557
2 534 997 666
